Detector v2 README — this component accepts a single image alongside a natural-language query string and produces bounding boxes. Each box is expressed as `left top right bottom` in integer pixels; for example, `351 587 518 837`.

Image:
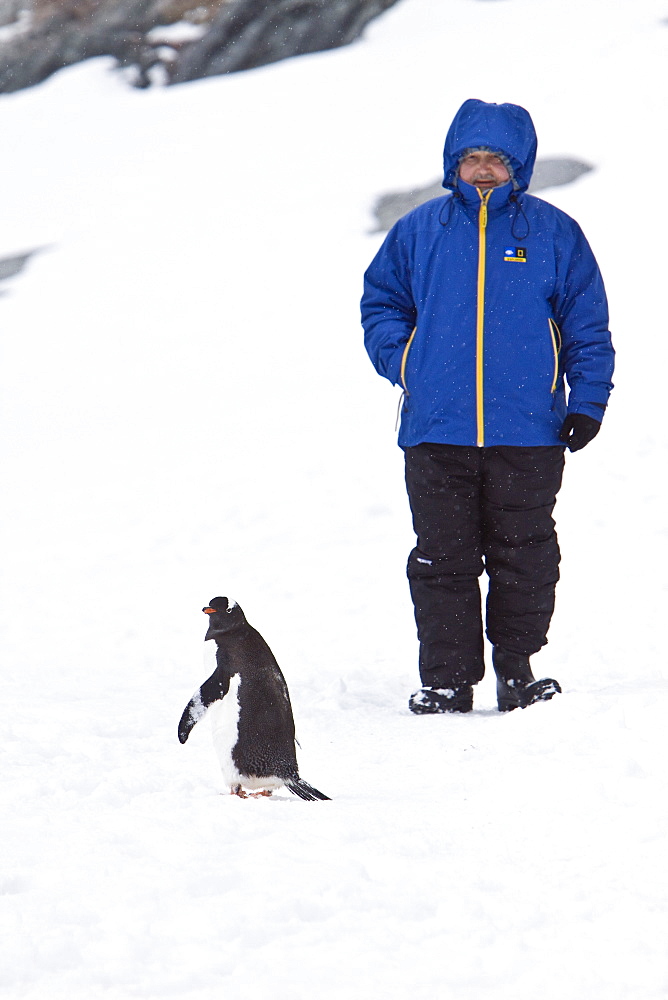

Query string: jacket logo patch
504 246 527 262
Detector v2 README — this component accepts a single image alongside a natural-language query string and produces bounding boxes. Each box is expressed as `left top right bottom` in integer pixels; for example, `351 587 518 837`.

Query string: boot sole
409 688 473 714
410 702 473 715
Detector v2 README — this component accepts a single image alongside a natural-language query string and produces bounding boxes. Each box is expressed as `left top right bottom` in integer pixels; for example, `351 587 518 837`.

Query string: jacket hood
443 99 537 193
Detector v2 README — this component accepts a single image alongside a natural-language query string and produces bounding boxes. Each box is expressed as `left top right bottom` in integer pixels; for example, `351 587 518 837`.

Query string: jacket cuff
568 399 606 421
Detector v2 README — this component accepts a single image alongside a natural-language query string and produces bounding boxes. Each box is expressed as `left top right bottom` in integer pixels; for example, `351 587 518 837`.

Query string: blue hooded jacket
361 99 615 448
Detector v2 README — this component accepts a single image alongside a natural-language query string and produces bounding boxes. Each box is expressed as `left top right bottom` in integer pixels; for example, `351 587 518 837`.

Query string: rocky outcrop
171 0 400 83
0 0 400 92
372 158 594 232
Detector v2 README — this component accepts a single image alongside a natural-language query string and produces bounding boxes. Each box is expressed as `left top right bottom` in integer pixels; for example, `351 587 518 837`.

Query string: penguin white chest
209 674 243 786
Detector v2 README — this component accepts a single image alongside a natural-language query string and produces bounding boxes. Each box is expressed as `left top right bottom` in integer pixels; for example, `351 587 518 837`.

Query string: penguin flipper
285 779 331 801
178 672 229 744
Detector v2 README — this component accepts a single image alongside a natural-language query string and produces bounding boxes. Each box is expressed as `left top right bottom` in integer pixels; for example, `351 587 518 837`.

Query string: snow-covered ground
1 0 667 996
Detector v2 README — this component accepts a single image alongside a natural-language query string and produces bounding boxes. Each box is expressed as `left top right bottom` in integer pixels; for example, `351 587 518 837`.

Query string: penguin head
202 597 246 640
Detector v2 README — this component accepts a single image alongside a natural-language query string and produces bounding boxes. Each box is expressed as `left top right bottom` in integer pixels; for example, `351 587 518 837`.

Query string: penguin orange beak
203 607 217 615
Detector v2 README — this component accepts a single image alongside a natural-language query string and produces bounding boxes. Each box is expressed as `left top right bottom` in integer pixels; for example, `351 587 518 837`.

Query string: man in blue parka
362 99 614 714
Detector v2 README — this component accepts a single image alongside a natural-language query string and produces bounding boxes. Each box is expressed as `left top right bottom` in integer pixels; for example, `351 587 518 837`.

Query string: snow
1 0 667 997
146 22 208 44
0 10 31 43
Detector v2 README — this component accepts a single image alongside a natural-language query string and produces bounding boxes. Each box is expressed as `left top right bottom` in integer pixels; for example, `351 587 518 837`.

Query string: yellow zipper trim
548 317 562 393
400 326 417 392
476 190 492 446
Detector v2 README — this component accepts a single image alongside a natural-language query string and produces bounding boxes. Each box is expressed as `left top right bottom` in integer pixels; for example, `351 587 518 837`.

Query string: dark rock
0 0 24 27
0 0 159 92
0 248 40 294
530 157 593 191
0 0 401 93
372 182 442 234
170 0 399 83
371 157 594 231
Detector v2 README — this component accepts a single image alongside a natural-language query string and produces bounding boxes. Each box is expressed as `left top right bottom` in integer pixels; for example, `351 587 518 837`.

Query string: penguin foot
230 784 273 798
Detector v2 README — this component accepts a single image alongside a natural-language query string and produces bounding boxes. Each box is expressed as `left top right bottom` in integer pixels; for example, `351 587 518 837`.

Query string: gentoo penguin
178 597 330 801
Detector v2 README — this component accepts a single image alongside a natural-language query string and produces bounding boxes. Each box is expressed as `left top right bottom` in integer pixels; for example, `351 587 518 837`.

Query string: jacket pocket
548 318 562 393
400 327 417 393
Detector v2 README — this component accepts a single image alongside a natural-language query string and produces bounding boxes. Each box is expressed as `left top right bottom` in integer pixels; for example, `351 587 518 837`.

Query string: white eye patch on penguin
178 598 330 801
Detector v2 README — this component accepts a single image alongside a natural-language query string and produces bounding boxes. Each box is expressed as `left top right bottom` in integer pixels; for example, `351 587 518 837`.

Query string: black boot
408 685 473 714
492 648 561 713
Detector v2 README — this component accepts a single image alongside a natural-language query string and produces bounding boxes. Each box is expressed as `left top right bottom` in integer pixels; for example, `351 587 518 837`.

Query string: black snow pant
404 444 565 690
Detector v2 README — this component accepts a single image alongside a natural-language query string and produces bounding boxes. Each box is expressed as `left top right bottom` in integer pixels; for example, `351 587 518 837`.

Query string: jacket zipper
476 190 492 447
548 317 562 393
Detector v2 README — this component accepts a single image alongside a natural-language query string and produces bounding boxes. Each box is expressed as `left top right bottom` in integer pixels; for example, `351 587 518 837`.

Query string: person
361 98 614 714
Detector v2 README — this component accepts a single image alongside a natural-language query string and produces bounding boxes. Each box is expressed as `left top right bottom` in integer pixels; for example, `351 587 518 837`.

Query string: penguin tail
285 779 331 802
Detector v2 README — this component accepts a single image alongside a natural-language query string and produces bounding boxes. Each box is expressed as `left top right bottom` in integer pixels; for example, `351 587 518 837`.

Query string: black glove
559 413 601 452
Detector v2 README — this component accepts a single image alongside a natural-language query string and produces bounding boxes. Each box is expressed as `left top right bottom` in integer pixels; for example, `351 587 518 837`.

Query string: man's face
458 151 510 190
